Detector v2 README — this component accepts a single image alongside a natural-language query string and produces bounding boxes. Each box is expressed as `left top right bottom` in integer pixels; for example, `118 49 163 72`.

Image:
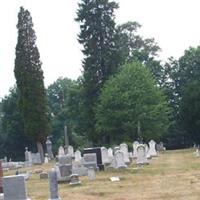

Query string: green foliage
14 7 50 144
116 21 160 64
0 87 34 160
96 62 170 144
180 80 200 143
47 77 88 149
76 0 120 143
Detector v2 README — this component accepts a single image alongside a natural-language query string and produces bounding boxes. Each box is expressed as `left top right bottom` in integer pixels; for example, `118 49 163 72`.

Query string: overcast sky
1 0 200 98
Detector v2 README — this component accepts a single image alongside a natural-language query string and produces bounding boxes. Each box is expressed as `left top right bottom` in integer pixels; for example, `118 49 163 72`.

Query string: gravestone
133 141 139 158
108 148 113 157
83 153 98 170
83 147 104 170
58 155 72 166
3 175 30 200
25 147 32 167
120 143 130 164
44 155 49 164
114 146 120 154
40 172 48 179
72 165 87 176
46 137 54 160
31 153 42 165
58 155 72 182
108 148 114 163
67 145 74 158
0 161 3 193
114 150 127 169
101 147 110 164
74 150 82 162
148 140 157 157
48 169 61 200
59 165 72 177
87 167 95 181
69 174 81 185
136 144 148 165
58 146 65 157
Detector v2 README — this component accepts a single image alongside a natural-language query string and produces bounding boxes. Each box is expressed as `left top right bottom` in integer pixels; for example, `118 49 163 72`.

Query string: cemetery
1 139 200 199
1 0 200 200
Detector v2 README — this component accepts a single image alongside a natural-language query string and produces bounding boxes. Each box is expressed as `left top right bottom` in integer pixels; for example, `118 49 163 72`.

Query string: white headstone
148 140 157 157
87 167 95 181
58 146 65 157
136 144 148 165
133 141 139 158
74 150 82 162
101 147 110 164
120 143 130 164
67 146 74 157
114 151 127 169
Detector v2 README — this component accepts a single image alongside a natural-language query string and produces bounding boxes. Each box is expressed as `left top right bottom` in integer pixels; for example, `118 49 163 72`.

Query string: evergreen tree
76 0 119 144
14 7 50 161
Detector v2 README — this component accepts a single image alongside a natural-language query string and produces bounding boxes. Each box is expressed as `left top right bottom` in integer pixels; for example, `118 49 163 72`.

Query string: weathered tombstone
46 137 54 160
120 143 130 164
136 144 148 165
133 141 139 158
69 174 81 185
40 172 48 179
67 145 74 158
3 175 31 200
58 155 72 166
44 155 49 164
87 167 95 181
58 146 65 157
114 146 120 154
59 165 72 177
83 148 104 170
83 153 98 170
108 148 113 157
57 155 72 182
31 153 42 165
0 161 3 193
48 169 61 200
148 140 157 157
114 150 127 169
74 150 82 162
25 147 32 167
72 164 87 177
101 147 110 164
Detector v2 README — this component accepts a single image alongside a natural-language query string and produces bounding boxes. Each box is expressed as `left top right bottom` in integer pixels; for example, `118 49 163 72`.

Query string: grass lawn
4 148 200 200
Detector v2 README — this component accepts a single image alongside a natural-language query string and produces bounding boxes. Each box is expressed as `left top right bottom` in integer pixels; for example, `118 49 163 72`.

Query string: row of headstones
55 139 160 179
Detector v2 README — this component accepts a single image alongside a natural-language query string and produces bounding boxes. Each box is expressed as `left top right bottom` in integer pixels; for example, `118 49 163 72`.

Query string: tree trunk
37 141 44 163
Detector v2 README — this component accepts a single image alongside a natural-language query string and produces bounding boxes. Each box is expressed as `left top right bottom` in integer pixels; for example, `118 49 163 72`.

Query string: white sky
1 0 200 98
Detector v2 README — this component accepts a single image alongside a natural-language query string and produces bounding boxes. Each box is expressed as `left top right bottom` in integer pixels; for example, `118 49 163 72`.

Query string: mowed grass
4 148 200 200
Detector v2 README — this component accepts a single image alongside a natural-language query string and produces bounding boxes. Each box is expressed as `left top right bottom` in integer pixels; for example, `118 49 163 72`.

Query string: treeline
0 0 199 160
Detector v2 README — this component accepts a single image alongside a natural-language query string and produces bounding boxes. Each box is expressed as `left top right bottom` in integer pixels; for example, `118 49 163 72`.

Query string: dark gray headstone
48 169 61 200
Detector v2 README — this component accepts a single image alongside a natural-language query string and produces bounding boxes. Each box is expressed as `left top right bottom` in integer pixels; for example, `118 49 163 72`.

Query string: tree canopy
96 62 170 144
14 7 50 160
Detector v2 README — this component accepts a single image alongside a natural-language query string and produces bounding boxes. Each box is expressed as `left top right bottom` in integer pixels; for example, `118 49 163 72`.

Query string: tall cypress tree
76 0 119 144
14 7 49 161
